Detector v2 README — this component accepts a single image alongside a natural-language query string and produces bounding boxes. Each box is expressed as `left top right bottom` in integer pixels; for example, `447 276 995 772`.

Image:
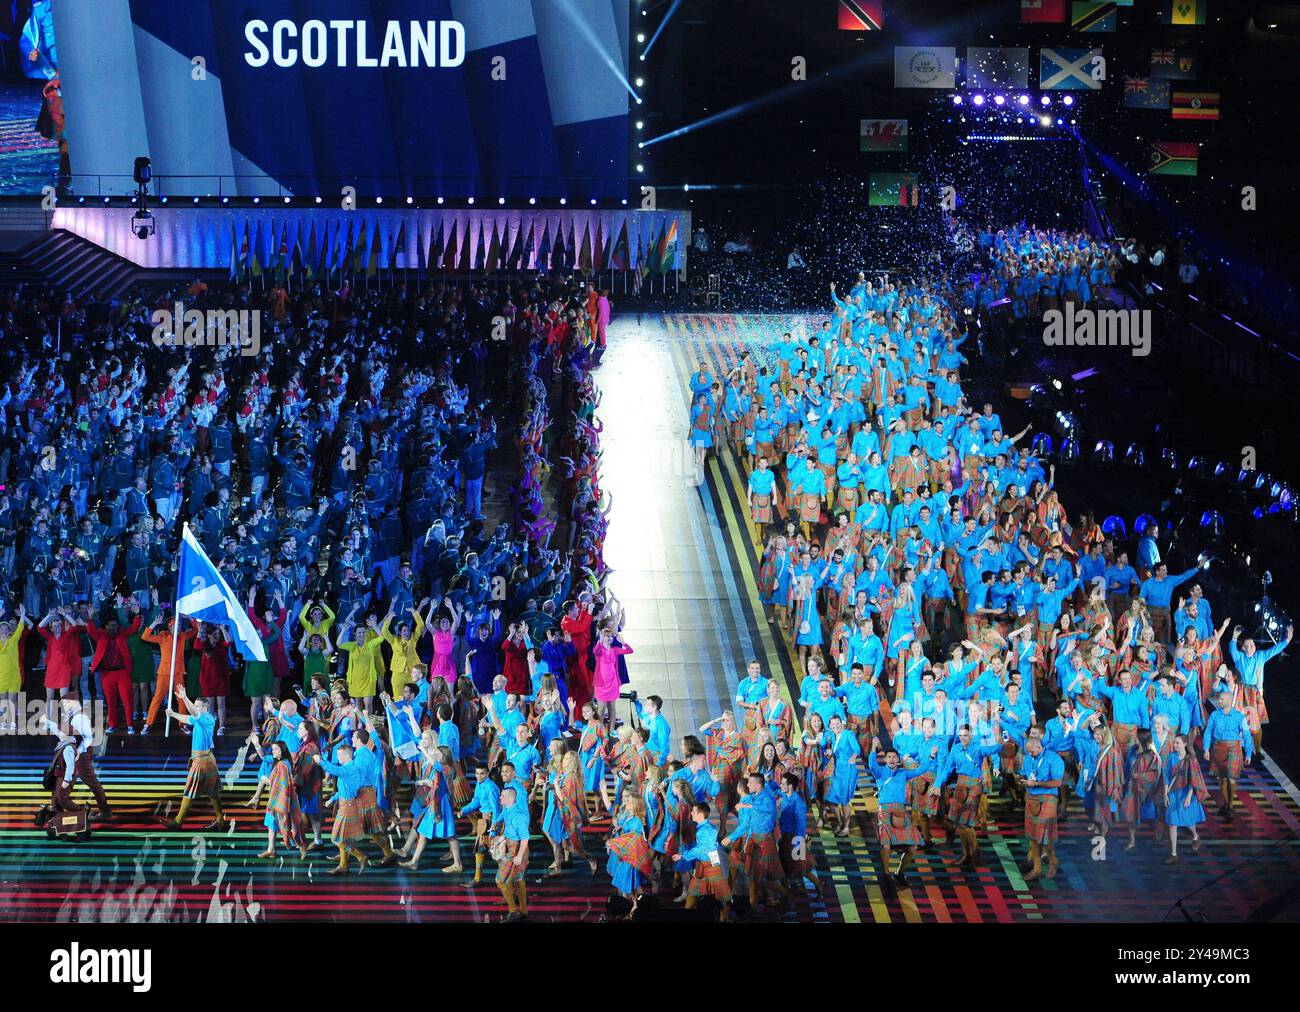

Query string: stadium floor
0 315 1297 924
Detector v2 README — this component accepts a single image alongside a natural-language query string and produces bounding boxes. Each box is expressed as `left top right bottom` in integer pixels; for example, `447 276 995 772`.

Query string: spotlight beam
553 0 642 104
642 48 892 149
641 0 681 60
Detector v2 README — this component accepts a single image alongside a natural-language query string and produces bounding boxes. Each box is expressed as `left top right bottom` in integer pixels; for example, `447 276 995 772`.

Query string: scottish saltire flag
385 700 421 760
176 525 266 662
838 0 883 30
1039 48 1104 90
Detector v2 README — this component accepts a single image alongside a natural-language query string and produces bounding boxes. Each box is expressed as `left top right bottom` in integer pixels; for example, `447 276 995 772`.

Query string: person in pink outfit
592 627 633 724
430 598 462 689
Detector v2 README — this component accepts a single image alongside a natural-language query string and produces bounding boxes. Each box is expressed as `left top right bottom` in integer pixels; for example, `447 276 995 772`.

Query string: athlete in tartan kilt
162 688 228 831
1018 737 1064 882
869 747 928 888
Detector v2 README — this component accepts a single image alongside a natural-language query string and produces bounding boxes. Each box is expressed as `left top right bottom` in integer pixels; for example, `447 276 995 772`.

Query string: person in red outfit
37 608 83 720
501 623 531 696
86 600 142 734
560 600 594 714
196 624 233 735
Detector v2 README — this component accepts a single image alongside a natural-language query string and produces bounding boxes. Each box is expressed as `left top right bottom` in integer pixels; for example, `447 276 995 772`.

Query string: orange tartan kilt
800 492 822 523
752 493 774 524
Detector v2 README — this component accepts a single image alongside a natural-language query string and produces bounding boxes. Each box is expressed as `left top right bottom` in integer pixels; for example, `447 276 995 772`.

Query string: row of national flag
1020 0 1207 24
838 2 1209 29
228 216 681 282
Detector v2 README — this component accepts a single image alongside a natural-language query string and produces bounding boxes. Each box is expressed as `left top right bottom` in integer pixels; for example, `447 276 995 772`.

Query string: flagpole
164 523 188 739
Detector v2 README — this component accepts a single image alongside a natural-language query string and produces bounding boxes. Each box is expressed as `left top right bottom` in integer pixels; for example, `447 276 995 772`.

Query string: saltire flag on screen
1071 2 1118 31
965 48 1031 89
1123 77 1171 109
1172 91 1219 120
176 525 267 663
1040 48 1104 89
838 0 883 30
1149 140 1198 175
860 119 908 152
1021 0 1067 22
869 173 919 206
1150 48 1198 80
1161 0 1206 25
894 47 958 88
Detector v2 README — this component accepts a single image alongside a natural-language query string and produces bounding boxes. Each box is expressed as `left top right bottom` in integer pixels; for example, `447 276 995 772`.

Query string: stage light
1055 118 1063 125
560 197 567 205
1197 548 1220 569
529 197 536 205
406 197 414 205
636 33 645 42
1134 513 1156 535
192 197 200 205
1041 95 1052 106
972 94 985 106
590 198 598 205
498 197 506 205
636 120 644 130
467 197 475 204
1030 433 1053 456
133 156 152 185
1125 443 1145 467
159 196 168 204
952 95 963 105
1254 472 1270 490
1051 378 1063 390
1101 515 1127 539
622 198 628 205
993 95 1005 106
1092 440 1114 463
635 77 644 87
1199 513 1226 538
314 196 322 204
1039 115 1051 126
1062 95 1074 107
253 197 260 204
77 196 85 204
284 196 291 204
437 197 445 204
1018 95 1030 106
221 196 229 204
1161 448 1179 470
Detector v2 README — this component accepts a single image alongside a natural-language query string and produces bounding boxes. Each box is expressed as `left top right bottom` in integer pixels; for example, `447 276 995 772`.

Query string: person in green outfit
298 626 334 695
118 593 159 734
244 587 281 728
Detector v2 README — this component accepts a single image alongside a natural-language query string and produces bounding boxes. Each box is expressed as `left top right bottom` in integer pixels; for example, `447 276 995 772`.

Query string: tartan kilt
1111 722 1137 751
740 832 783 882
356 786 385 834
946 775 983 828
331 796 366 844
752 494 774 524
907 772 941 817
756 441 775 463
688 859 733 901
1024 794 1059 845
800 492 822 523
1244 685 1269 726
495 838 527 883
1211 740 1244 781
837 486 859 512
877 802 924 848
183 750 221 800
451 772 475 808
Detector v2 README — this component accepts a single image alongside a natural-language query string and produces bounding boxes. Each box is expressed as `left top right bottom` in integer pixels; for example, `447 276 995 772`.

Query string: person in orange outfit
141 608 198 734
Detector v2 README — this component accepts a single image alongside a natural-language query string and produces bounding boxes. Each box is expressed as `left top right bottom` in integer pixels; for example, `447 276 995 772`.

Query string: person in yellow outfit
0 606 32 733
382 597 432 698
339 608 385 715
298 599 336 641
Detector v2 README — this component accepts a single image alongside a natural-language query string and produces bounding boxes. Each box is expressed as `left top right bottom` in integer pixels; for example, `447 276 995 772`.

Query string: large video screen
3 1 631 199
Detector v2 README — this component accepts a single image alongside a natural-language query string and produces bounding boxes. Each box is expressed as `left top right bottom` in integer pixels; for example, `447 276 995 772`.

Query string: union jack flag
1124 77 1149 93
